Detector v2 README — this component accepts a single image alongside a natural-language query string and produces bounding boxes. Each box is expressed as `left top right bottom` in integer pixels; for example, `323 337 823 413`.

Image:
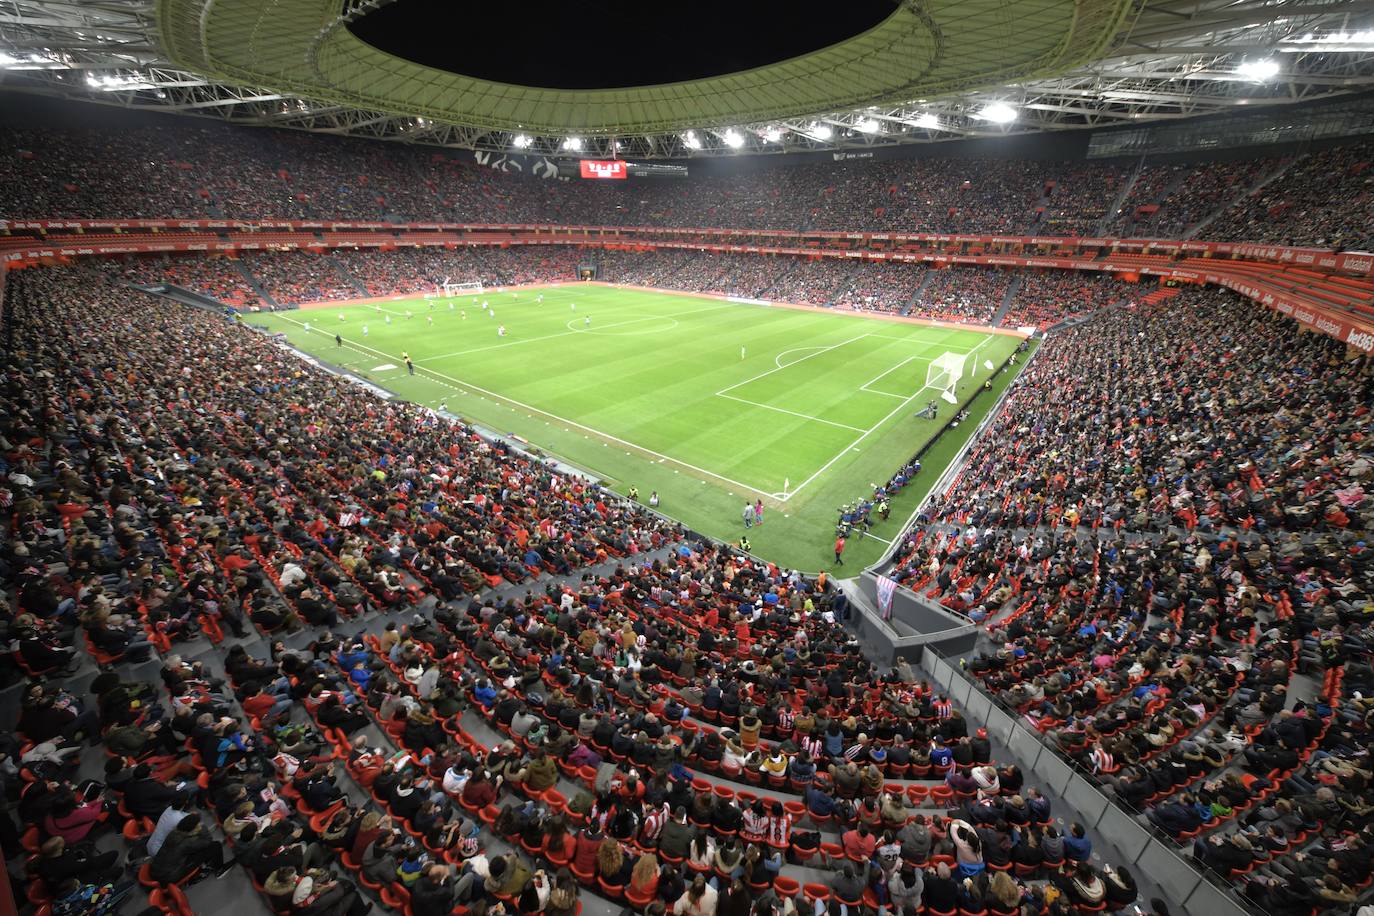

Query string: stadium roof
1 0 1373 158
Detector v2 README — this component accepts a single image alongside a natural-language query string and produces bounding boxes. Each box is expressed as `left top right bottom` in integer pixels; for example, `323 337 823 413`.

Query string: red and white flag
876 575 897 620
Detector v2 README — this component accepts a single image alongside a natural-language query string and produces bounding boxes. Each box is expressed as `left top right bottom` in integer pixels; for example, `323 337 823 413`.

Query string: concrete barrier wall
844 573 979 666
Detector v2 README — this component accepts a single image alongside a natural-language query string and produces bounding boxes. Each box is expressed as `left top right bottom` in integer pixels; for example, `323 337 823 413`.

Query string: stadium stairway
1093 155 1146 237
826 264 866 308
758 260 798 300
232 259 281 309
323 252 371 297
1129 167 1193 238
990 275 1023 327
898 269 937 316
1184 153 1301 240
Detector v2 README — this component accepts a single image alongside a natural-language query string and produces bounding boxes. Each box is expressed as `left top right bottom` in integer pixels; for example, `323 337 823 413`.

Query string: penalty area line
270 314 781 501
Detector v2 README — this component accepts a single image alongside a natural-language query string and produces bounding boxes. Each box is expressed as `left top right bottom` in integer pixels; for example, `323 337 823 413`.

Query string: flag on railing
877 574 897 620
339 512 359 527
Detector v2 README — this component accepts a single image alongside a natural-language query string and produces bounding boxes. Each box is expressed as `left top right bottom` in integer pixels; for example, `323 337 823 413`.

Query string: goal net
926 351 967 404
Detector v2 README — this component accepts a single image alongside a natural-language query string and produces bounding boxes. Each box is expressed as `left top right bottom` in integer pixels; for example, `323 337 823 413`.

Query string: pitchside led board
564 160 689 180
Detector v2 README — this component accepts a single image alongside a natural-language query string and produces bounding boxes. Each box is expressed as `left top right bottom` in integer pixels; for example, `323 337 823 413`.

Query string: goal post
925 351 967 402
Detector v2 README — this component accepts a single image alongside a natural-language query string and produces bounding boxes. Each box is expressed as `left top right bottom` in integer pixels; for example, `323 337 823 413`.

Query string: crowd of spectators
888 285 1373 907
593 251 697 289
1000 272 1134 329
8 123 1373 249
1095 160 1274 240
491 249 586 287
769 260 857 307
1205 144 1374 250
241 251 361 305
118 254 263 309
1 258 1183 916
908 268 1011 325
325 246 581 299
107 245 1151 331
1037 164 1128 237
328 248 479 298
714 256 796 299
834 262 928 314
110 247 585 307
1100 164 1189 237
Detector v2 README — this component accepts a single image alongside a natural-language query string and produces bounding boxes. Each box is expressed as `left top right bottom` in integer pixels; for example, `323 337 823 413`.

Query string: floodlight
1237 59 1280 80
915 113 941 130
856 118 881 134
562 137 582 151
811 123 833 140
722 129 744 148
683 131 701 149
512 134 532 148
979 102 1017 124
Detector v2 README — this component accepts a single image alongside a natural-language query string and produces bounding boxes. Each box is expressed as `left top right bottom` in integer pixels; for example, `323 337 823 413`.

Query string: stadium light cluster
1237 58 1281 80
1 0 1373 159
84 72 151 91
978 102 1018 124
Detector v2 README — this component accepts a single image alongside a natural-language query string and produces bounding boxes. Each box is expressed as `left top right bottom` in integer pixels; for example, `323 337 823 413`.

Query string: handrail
921 644 1265 916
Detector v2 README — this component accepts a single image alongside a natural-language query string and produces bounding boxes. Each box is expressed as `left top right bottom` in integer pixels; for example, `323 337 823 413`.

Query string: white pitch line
772 345 832 370
718 331 872 397
964 333 995 362
271 314 780 500
716 393 869 433
859 355 922 397
782 379 943 502
864 334 986 354
419 301 737 362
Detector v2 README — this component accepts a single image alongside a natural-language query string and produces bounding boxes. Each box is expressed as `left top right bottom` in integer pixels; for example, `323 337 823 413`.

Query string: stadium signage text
579 160 628 180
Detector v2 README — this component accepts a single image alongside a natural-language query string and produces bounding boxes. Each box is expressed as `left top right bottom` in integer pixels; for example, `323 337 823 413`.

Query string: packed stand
594 250 698 288
1095 160 1273 240
888 285 1374 906
242 251 360 305
6 122 1374 249
118 254 263 309
909 267 1010 325
716 256 796 299
1206 143 1374 250
330 247 501 298
1099 164 1189 238
1036 163 1128 237
1000 271 1134 329
486 248 583 286
834 262 927 314
2 257 1175 916
766 260 856 307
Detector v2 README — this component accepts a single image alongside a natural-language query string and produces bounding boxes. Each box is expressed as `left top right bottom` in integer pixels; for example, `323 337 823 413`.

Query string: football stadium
0 2 1372 916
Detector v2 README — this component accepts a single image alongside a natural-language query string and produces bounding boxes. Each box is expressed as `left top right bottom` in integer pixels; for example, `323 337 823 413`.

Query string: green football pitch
252 284 1026 571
